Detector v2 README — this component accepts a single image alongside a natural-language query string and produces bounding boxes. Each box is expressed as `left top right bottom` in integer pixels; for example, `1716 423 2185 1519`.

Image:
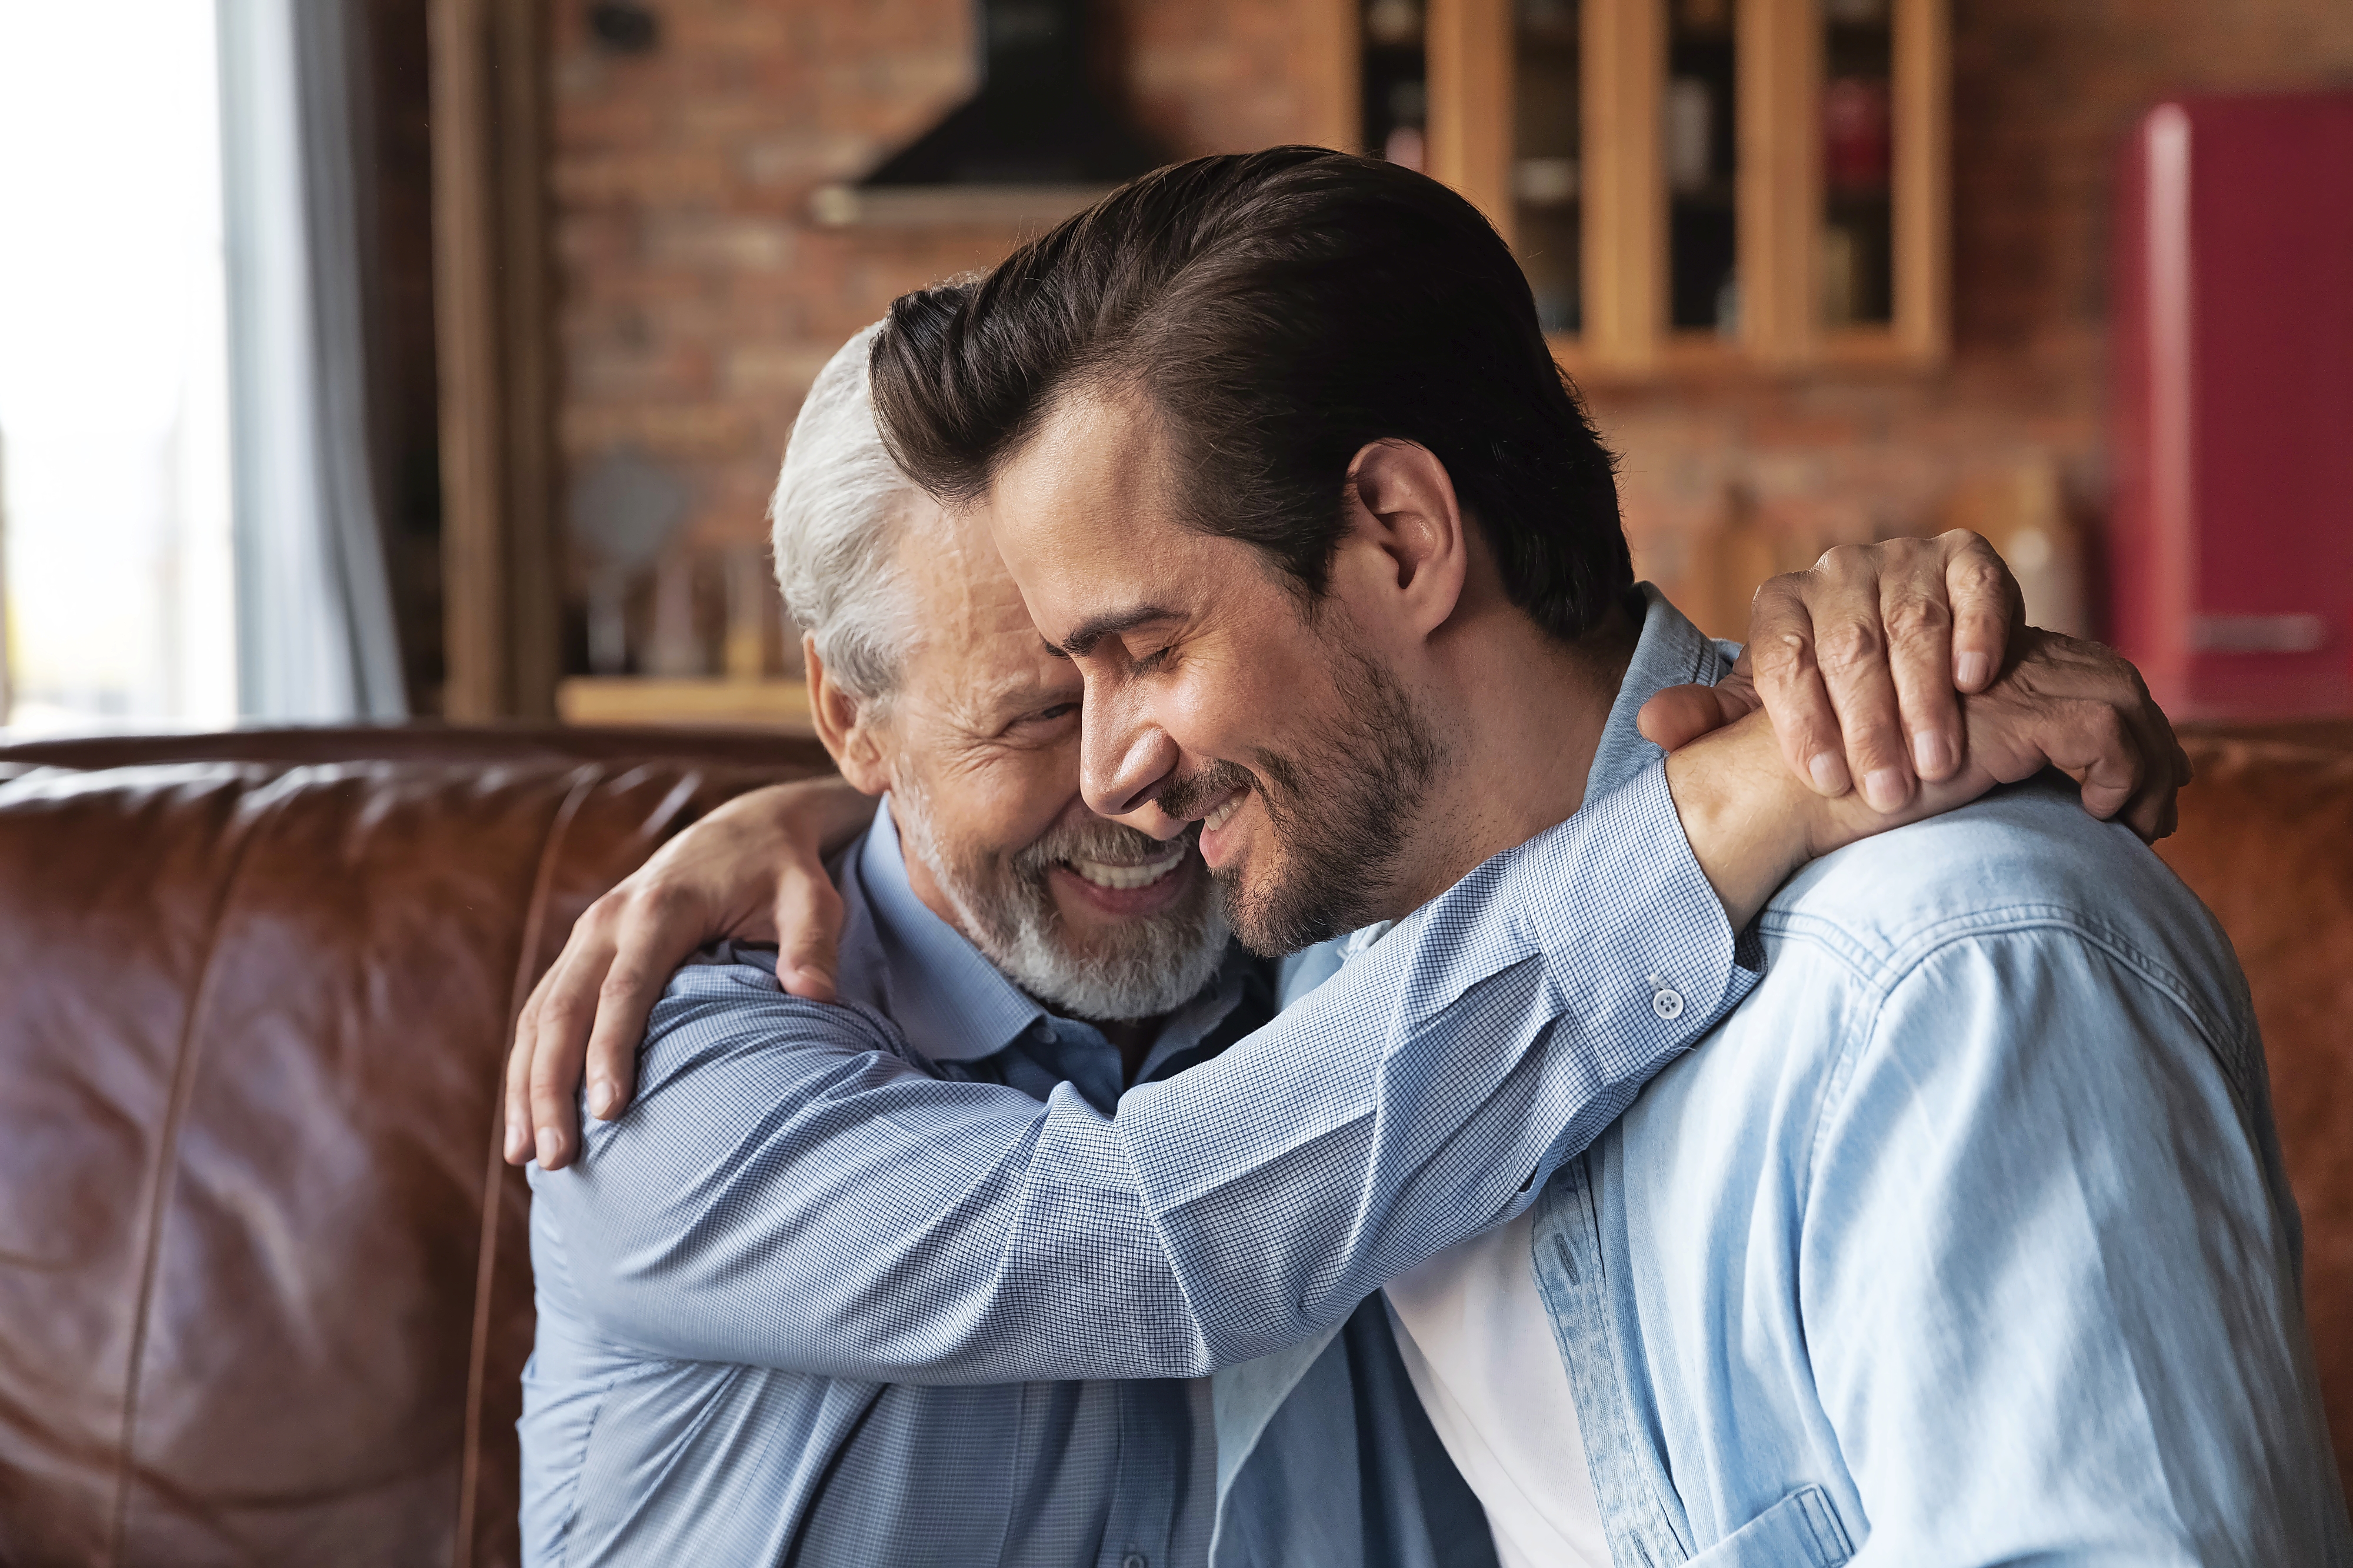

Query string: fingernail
588 1080 616 1120
1808 753 1847 794
1912 730 1951 777
535 1127 561 1167
1863 768 1907 813
504 1120 527 1162
1956 653 1992 689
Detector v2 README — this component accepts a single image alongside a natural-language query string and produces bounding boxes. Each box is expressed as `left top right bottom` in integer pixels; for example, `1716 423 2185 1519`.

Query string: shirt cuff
1508 759 1758 1079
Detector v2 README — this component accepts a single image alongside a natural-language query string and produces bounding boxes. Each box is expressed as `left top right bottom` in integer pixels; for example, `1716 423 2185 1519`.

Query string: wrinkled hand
1668 630 2191 926
1642 531 2022 812
1662 625 2188 848
502 775 869 1171
1810 627 2190 846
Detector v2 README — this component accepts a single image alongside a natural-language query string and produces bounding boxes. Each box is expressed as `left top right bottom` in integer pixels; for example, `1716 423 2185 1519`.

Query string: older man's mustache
1016 812 1201 879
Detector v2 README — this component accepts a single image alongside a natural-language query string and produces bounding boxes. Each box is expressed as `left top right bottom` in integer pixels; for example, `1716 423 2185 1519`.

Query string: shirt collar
842 796 1052 1063
1584 582 1737 804
1335 585 1731 966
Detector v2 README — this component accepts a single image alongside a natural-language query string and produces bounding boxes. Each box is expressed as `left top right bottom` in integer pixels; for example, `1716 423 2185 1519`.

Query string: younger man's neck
1387 598 1639 916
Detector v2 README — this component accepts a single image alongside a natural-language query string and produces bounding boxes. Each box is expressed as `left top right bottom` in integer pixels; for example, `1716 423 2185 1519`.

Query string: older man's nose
1082 709 1183 836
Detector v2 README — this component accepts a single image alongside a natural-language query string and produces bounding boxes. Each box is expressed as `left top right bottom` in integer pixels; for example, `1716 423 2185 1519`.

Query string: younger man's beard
1155 638 1447 958
891 783 1231 1023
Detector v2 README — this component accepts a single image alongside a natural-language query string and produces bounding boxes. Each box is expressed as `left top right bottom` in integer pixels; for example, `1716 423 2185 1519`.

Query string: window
0 0 237 734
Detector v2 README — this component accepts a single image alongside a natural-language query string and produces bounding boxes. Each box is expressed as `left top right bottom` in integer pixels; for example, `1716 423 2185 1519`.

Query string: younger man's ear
1336 438 1471 637
805 636 891 796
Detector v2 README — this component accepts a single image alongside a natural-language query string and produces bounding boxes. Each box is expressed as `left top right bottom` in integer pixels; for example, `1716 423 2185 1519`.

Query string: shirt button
1122 1554 1148 1568
1652 987 1685 1020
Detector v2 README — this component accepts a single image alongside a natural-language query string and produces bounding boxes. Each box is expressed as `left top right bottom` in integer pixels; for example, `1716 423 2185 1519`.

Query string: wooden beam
429 0 499 722
1428 0 1515 242
1891 0 1950 362
1584 0 1664 371
493 0 559 719
1309 0 1364 152
1741 0 1818 365
428 0 558 722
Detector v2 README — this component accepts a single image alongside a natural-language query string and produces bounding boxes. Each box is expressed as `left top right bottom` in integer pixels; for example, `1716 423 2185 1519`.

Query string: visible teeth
1069 845 1186 890
1204 794 1244 833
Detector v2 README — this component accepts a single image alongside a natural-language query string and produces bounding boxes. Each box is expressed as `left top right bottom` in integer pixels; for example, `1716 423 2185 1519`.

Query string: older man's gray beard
889 780 1231 1023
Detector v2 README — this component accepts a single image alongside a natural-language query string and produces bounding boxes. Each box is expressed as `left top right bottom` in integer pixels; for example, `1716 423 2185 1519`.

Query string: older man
518 313 2187 1564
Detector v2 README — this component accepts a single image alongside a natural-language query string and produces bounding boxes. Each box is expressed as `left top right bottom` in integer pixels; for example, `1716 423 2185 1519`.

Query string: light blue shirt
519 630 1757 1567
1419 592 2347 1564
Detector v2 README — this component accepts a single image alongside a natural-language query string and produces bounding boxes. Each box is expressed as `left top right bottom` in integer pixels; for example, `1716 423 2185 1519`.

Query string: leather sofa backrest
0 733 829 1568
2156 729 2353 1508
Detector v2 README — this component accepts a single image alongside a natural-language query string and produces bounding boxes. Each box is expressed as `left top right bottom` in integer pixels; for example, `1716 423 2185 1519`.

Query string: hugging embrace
505 149 2347 1567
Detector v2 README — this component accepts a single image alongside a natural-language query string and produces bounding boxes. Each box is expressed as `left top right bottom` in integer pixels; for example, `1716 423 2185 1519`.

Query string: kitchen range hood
811 0 1169 227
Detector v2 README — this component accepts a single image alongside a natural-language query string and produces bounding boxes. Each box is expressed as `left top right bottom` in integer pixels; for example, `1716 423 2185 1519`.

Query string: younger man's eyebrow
1052 605 1182 659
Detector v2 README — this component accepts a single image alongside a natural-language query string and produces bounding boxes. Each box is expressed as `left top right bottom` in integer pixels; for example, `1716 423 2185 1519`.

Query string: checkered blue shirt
521 589 1755 1565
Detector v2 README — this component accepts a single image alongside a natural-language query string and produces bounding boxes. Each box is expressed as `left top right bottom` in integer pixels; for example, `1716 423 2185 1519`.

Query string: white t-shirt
1382 1209 1612 1568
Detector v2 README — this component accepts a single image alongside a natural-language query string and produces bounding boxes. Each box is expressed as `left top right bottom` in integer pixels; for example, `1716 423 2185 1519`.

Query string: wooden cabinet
1401 0 1947 376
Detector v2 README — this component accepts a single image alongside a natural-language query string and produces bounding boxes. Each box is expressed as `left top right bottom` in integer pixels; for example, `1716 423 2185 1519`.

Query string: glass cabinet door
1667 0 1738 335
1364 0 1431 169
1512 0 1582 334
1821 0 1894 328
1411 0 1944 372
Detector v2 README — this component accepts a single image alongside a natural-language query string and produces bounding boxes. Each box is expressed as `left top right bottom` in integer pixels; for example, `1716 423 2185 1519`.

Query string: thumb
1639 683 1746 752
772 861 845 1002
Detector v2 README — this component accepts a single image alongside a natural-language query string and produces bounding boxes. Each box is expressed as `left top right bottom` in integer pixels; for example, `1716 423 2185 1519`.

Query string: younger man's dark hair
869 146 1631 642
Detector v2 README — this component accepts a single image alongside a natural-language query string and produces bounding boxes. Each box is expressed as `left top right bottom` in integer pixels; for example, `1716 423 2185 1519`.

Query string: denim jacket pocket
1685 1486 1855 1568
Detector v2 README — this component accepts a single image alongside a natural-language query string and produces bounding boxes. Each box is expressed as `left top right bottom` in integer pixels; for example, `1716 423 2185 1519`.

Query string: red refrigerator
2112 91 2353 719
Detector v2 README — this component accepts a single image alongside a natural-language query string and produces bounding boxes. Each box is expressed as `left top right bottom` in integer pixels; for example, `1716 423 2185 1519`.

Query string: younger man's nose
1081 708 1185 838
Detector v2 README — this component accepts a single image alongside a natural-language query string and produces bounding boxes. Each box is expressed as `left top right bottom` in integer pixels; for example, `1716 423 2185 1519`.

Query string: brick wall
546 0 2353 666
548 0 1345 672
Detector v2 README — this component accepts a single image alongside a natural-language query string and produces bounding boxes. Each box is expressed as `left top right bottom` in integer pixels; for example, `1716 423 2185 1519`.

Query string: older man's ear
805 636 893 796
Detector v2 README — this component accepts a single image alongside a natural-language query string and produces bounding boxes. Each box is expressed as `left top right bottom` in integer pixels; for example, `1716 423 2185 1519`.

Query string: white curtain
216 0 406 722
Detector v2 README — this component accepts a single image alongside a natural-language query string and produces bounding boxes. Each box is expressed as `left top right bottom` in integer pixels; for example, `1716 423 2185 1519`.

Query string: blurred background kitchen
0 0 2346 739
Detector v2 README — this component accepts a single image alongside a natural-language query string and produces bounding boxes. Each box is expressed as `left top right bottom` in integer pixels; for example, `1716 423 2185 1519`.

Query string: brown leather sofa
0 723 2347 1566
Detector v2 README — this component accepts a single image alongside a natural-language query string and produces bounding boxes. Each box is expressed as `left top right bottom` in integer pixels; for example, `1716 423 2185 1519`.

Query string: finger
1809 550 1915 812
1714 650 1761 718
1746 577 1851 796
2046 700 2145 822
775 864 846 1002
578 929 679 1126
504 982 546 1166
1940 531 2018 690
1881 576 1964 785
1638 683 1738 751
525 925 620 1171
2122 723 2189 843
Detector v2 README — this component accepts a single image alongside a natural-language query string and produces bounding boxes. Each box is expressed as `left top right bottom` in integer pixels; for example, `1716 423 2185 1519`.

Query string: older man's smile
1051 839 1197 918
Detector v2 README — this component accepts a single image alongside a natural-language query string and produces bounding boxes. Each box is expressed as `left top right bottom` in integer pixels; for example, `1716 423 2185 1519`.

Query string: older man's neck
1391 596 1638 916
1096 1017 1161 1086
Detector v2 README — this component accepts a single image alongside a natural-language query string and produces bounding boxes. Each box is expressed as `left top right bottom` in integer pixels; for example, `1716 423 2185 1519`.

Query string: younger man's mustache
1154 759 1259 825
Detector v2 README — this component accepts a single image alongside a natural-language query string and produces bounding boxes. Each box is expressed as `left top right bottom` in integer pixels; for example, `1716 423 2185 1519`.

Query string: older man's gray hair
768 323 921 703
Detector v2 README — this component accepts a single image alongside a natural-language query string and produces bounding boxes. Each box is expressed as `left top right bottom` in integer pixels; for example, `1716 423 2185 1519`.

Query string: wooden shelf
807 184 1116 229
556 678 816 735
